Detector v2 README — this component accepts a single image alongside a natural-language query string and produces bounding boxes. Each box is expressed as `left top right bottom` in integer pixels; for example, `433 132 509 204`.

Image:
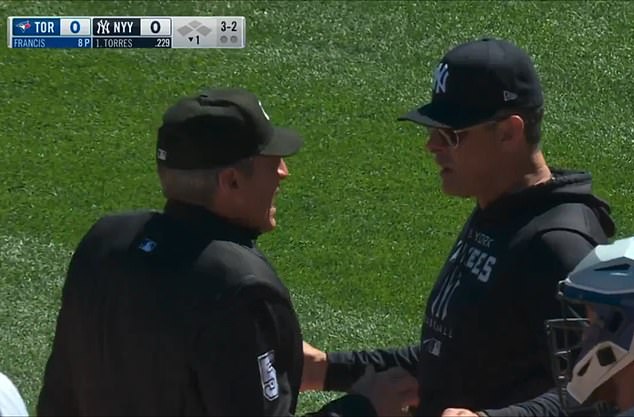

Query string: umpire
36 88 390 416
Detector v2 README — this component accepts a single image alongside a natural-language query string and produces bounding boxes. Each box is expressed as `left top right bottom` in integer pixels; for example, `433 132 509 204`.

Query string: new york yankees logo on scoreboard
95 19 110 34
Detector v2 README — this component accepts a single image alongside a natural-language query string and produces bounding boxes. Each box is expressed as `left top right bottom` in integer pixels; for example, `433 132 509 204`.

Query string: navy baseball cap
398 38 544 130
156 87 304 169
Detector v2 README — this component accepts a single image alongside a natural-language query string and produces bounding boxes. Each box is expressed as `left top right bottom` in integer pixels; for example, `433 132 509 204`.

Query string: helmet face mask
547 301 634 415
545 236 634 416
546 303 590 414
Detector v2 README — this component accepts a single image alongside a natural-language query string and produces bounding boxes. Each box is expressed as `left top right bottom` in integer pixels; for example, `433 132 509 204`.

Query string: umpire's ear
217 166 241 192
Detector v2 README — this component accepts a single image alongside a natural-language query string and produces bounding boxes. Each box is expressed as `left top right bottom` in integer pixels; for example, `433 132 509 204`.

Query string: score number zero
140 18 171 36
140 19 172 48
59 18 91 47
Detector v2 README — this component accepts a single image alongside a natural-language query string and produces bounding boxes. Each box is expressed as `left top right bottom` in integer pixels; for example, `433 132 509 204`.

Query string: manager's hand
350 366 419 416
301 340 328 391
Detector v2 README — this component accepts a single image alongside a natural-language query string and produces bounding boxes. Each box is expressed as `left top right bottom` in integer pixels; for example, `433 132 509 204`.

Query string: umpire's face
233 155 289 232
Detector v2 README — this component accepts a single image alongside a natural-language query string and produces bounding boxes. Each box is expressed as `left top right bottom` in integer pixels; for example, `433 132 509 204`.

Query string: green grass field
1 0 634 414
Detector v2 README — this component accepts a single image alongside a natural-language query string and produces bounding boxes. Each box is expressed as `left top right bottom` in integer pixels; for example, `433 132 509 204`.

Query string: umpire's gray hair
157 158 254 207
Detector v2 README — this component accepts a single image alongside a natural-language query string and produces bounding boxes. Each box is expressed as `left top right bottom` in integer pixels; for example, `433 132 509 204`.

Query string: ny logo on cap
433 62 449 94
258 100 270 120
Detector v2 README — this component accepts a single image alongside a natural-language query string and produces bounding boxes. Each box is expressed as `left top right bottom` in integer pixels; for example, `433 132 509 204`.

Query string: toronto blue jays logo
15 20 32 33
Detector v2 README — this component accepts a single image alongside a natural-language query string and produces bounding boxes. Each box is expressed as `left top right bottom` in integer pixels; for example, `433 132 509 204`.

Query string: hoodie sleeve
480 389 560 417
324 345 420 392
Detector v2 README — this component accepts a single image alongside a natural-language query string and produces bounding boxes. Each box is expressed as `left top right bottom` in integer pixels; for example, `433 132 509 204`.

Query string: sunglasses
426 116 510 148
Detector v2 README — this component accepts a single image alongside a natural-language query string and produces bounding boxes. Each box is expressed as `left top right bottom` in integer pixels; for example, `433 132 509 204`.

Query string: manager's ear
499 114 525 146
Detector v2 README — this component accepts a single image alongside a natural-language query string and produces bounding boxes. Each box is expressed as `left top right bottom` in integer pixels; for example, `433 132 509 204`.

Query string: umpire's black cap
156 87 304 169
398 38 544 130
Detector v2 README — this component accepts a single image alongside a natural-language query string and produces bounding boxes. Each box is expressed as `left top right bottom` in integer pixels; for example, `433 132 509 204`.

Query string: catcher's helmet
546 236 634 416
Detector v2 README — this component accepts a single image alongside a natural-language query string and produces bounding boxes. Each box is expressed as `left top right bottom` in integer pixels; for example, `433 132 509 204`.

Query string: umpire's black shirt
38 200 374 416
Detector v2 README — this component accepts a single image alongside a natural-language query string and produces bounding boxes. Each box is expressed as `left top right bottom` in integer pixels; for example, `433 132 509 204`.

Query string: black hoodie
325 169 615 416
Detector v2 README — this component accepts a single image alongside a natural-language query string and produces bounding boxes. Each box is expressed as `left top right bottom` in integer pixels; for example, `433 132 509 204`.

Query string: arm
479 388 561 417
37 301 79 416
324 345 420 392
441 390 561 417
37 235 92 416
192 288 376 416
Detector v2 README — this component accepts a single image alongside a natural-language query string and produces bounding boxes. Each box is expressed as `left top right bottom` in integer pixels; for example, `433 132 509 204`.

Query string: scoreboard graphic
7 16 246 49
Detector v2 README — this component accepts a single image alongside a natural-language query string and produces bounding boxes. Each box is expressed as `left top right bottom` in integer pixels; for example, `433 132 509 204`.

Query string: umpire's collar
163 199 260 246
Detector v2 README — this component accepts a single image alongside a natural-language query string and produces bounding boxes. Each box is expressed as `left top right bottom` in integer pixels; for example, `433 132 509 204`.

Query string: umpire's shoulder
192 240 290 301
77 209 159 251
91 209 157 231
195 239 270 278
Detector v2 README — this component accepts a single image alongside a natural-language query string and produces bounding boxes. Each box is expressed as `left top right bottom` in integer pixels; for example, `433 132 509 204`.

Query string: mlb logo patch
138 238 157 253
257 350 279 401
